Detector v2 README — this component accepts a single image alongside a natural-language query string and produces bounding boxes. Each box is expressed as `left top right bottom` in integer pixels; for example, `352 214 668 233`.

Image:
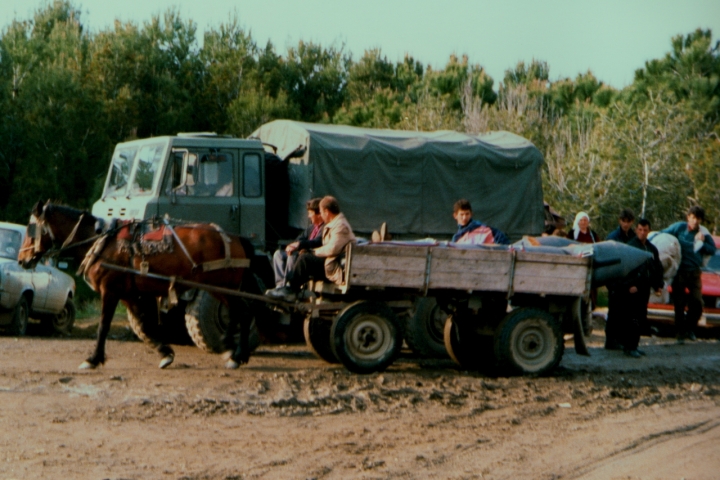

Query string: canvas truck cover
251 120 545 240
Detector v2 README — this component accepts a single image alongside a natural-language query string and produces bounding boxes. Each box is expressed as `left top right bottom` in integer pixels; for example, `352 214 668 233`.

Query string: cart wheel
405 297 449 358
331 301 402 374
304 316 338 363
443 316 495 372
494 308 564 375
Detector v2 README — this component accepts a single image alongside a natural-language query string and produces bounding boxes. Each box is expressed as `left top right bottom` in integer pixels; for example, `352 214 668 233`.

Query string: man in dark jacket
614 219 664 357
604 208 637 350
606 208 636 243
451 199 510 245
271 198 324 288
662 205 717 343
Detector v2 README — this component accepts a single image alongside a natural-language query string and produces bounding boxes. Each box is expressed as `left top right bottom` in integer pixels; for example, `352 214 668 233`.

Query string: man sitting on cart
267 196 356 301
451 199 510 245
270 197 325 289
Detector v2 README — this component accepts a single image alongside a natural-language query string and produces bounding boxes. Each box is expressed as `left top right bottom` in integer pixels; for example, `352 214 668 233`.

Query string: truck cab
92 134 267 251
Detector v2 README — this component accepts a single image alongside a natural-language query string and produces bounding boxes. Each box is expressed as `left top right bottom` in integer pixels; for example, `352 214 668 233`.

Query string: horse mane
44 202 95 224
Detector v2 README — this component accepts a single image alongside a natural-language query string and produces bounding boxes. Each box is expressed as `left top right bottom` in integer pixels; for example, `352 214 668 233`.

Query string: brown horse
19 200 257 370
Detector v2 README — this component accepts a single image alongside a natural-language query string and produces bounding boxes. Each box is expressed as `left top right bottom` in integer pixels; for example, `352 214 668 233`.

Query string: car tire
41 298 76 336
7 296 29 337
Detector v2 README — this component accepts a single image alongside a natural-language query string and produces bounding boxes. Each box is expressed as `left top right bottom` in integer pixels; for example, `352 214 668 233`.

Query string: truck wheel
494 308 564 375
405 297 449 358
443 316 495 372
185 290 260 354
7 296 29 336
331 301 402 374
303 316 338 363
41 298 76 336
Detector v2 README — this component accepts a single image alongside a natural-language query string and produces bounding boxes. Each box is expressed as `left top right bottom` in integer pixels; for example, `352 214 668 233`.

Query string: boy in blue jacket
662 206 717 343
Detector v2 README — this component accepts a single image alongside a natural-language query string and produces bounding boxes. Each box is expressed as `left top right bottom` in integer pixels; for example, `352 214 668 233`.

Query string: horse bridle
22 212 97 260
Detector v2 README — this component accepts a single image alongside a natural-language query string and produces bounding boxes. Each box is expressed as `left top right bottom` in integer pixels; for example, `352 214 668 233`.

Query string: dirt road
1 318 719 480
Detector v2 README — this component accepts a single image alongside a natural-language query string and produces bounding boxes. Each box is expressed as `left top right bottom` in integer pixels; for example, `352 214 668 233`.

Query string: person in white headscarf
567 211 601 243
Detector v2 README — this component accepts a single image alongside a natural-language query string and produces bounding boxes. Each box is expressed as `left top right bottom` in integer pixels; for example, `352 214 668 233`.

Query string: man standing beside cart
662 206 717 343
614 219 664 357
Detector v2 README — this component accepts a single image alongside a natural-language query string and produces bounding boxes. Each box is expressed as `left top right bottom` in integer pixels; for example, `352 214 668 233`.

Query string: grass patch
76 298 127 321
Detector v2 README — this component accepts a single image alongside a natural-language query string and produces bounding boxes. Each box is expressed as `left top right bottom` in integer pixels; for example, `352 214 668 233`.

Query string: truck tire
7 296 29 336
41 298 76 336
494 308 564 375
331 301 402 374
443 316 495 372
405 297 449 358
303 316 338 363
185 290 260 354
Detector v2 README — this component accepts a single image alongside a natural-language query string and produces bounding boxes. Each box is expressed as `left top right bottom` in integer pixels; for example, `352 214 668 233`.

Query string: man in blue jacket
662 206 717 343
451 199 510 245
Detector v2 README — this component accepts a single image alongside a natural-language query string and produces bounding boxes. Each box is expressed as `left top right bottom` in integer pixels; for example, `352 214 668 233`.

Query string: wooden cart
302 242 592 375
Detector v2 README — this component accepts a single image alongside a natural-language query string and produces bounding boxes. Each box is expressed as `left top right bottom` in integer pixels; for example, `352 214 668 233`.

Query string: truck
91 120 547 355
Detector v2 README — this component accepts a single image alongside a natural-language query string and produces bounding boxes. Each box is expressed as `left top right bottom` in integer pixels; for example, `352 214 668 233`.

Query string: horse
18 200 257 370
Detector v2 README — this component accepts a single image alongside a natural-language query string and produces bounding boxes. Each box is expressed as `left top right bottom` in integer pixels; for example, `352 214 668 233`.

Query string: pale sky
2 0 719 90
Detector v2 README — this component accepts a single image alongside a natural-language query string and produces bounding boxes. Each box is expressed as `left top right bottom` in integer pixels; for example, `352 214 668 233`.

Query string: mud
0 316 719 479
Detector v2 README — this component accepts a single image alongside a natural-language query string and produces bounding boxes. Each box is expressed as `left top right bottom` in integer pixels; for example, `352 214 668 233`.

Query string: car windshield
704 252 720 273
0 228 22 260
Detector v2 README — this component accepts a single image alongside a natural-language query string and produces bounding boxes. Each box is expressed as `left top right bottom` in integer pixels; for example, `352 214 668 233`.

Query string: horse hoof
79 361 97 370
225 359 240 370
159 354 174 369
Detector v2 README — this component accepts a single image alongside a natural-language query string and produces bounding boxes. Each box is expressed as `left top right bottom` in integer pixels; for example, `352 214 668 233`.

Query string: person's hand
695 231 705 242
285 242 299 254
629 286 638 294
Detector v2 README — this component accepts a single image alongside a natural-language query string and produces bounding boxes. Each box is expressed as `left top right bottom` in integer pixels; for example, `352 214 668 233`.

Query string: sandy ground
1 316 719 480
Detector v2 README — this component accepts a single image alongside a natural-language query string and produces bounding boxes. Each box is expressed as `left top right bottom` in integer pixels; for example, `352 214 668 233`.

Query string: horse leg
126 296 175 369
223 298 251 369
80 295 119 369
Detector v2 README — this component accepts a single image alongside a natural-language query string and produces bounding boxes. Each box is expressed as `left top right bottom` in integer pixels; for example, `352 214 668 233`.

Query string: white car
0 222 76 335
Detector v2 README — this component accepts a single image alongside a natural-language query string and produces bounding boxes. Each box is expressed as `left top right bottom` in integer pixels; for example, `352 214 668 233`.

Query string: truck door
238 151 265 250
157 148 241 234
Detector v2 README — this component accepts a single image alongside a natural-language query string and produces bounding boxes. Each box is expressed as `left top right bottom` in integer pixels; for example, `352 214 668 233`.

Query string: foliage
0 2 718 237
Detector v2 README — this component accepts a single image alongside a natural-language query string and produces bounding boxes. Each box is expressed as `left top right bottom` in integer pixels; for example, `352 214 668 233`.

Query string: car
0 221 76 336
647 234 720 328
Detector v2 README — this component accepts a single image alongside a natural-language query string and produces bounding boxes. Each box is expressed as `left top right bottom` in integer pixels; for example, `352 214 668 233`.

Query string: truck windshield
130 144 166 196
0 228 22 260
104 147 137 197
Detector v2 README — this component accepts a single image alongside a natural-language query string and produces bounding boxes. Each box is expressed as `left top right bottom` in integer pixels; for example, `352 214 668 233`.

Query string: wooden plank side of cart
347 244 590 297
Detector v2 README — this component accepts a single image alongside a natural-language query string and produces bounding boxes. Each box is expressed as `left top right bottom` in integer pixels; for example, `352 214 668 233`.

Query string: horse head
18 200 95 269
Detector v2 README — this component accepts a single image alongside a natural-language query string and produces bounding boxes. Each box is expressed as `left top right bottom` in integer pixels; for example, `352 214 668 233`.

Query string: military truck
92 120 546 355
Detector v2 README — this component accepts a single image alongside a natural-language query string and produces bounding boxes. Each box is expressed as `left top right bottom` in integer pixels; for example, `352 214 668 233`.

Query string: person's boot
624 349 642 358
